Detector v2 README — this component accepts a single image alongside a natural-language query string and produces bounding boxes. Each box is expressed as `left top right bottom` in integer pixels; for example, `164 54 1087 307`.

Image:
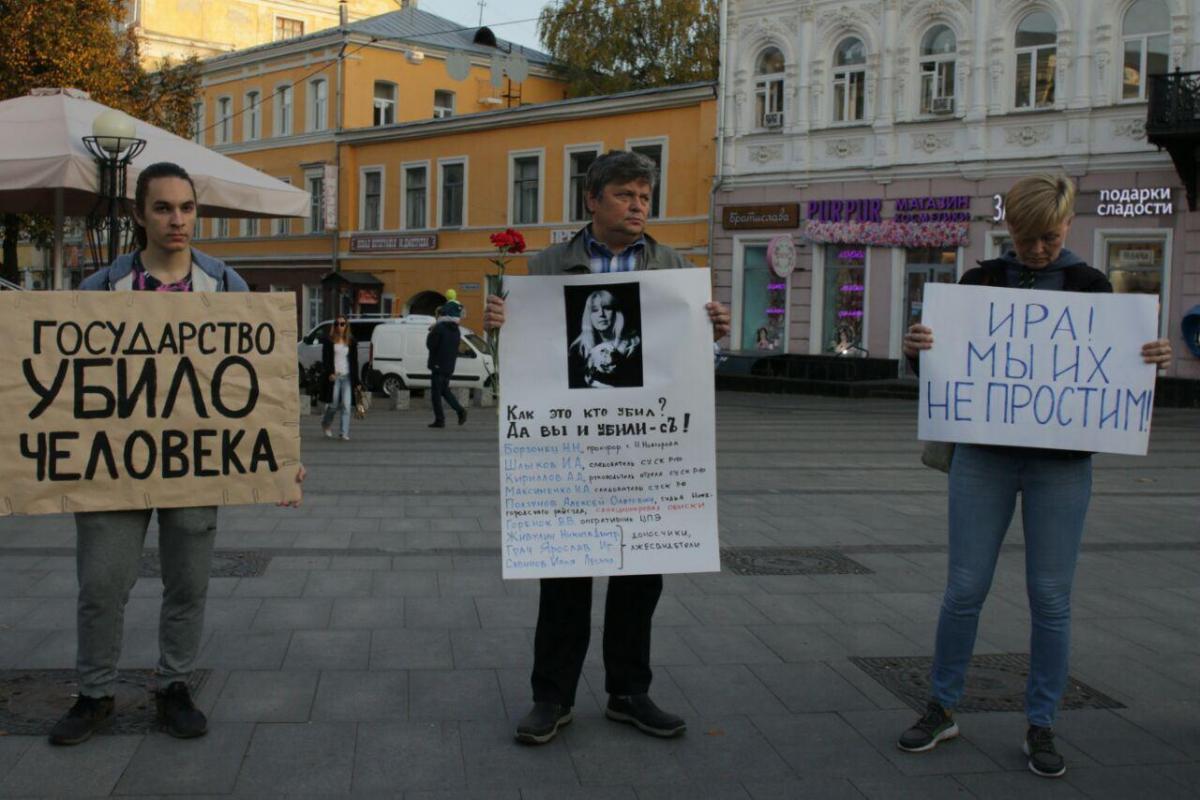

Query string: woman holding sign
897 175 1172 777
49 162 306 747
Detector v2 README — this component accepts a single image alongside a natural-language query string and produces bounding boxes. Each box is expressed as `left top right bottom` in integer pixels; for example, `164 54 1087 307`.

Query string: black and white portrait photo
564 282 644 389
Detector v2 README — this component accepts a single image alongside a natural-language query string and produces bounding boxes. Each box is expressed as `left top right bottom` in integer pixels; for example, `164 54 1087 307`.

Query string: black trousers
430 371 463 422
530 573 663 706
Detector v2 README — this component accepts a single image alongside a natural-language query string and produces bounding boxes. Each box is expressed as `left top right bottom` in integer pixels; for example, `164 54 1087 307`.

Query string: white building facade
713 0 1200 381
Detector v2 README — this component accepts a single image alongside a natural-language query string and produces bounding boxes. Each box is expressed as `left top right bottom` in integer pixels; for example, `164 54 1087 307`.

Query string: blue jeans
930 444 1092 727
321 374 352 437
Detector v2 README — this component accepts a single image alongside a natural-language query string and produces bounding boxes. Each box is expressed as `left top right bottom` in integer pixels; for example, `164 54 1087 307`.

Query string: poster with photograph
918 283 1159 455
499 269 719 579
0 291 302 516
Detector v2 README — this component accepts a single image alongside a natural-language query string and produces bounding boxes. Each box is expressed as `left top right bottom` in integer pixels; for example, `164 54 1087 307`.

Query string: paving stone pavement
0 393 1196 799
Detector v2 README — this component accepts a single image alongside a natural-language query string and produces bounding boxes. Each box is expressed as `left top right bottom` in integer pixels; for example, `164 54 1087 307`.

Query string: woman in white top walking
320 316 359 440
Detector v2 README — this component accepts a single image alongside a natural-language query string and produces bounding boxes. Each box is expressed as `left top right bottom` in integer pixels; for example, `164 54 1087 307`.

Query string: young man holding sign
483 151 730 744
49 163 306 746
898 175 1171 777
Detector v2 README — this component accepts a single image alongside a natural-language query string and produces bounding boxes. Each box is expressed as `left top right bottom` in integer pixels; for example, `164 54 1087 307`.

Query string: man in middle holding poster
483 150 730 745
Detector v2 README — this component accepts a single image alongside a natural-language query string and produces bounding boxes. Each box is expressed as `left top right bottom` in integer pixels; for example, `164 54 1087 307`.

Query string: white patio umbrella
0 88 310 288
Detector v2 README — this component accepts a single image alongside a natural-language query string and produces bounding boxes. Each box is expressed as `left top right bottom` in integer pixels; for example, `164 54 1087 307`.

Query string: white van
366 315 495 396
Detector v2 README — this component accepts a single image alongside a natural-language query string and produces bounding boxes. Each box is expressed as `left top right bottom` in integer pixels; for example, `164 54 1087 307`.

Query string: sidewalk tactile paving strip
720 547 873 575
849 654 1125 713
0 668 211 736
139 550 270 578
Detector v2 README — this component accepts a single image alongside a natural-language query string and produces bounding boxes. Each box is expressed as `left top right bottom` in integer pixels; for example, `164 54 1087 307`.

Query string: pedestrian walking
320 315 359 441
897 174 1173 777
50 162 307 746
427 297 467 428
483 150 730 745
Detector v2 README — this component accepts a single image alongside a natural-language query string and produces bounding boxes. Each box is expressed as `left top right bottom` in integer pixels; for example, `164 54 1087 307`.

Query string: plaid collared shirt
583 226 645 273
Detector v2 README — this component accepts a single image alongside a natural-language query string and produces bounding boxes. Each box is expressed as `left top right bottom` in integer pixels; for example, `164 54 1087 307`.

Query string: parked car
297 315 402 391
365 315 495 396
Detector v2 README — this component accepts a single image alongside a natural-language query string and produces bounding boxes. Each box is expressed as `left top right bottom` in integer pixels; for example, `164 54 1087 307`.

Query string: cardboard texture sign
0 291 302 515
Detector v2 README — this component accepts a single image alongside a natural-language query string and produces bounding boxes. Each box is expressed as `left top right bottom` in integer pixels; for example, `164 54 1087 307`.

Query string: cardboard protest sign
499 270 719 579
918 283 1159 455
0 291 301 515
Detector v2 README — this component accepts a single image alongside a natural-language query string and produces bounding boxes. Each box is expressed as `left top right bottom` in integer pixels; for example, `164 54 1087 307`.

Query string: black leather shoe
49 694 114 745
155 681 207 739
606 694 686 738
429 421 445 428
457 409 468 426
514 702 573 744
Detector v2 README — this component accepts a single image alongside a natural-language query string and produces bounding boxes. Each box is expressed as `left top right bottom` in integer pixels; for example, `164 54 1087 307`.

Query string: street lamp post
82 110 146 268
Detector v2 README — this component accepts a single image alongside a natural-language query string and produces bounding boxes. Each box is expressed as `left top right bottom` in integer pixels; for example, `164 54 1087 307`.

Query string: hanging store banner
0 292 302 516
498 269 719 579
918 283 1159 456
322 164 338 230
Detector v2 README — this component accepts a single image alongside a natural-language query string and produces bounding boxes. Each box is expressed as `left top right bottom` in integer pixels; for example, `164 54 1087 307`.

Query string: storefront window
1105 238 1166 327
823 246 866 354
741 244 786 352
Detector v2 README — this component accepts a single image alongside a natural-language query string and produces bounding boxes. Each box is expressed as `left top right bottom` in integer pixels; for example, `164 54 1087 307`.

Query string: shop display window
823 246 866 354
1104 237 1167 328
740 244 786 353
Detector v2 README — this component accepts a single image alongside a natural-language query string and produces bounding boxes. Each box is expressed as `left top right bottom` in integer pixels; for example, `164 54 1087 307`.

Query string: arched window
919 25 957 115
833 37 867 122
1014 11 1057 109
1122 0 1170 100
754 47 786 128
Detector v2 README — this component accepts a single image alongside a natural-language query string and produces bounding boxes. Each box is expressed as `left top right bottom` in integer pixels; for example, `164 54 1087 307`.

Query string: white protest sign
499 270 719 579
918 283 1159 455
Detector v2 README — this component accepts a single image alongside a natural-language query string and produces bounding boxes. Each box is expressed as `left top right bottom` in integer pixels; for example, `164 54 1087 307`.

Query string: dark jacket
79 248 249 292
426 320 461 374
320 337 359 403
527 226 693 275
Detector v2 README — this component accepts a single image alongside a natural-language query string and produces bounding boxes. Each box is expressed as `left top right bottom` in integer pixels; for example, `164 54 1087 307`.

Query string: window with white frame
1100 232 1170 330
1014 11 1057 109
215 97 232 144
273 177 291 235
404 165 427 229
275 85 293 136
373 82 396 126
440 161 465 227
306 172 325 233
832 37 867 123
433 90 455 119
240 218 257 238
738 241 786 353
191 101 204 144
308 78 328 131
630 142 664 219
567 149 598 222
303 284 322 334
361 169 382 231
754 47 785 129
511 154 540 225
919 25 957 115
244 91 260 140
1121 0 1170 101
215 218 229 239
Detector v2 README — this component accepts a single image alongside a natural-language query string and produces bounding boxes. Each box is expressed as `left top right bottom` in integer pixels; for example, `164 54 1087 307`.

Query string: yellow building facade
127 0 401 65
192 6 717 335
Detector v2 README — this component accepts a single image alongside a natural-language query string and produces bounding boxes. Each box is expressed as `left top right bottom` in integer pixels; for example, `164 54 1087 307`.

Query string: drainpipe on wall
706 0 729 335
332 1 347 277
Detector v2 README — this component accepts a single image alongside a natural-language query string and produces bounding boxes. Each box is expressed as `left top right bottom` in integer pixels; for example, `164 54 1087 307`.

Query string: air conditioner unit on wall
930 96 954 114
763 111 784 128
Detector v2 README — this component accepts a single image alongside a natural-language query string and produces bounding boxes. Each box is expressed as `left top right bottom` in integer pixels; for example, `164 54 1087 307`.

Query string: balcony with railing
1146 68 1200 211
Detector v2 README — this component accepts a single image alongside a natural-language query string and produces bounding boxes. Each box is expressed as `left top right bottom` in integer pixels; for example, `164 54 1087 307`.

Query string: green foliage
537 0 719 98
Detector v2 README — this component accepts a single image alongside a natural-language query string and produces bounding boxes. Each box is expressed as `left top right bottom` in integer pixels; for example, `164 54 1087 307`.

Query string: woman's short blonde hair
1005 174 1075 239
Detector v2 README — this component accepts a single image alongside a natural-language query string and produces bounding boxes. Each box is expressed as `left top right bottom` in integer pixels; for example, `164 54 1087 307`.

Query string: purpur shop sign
801 194 970 249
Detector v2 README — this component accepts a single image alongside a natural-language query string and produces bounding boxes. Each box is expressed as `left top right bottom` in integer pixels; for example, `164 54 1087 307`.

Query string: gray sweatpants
74 507 217 698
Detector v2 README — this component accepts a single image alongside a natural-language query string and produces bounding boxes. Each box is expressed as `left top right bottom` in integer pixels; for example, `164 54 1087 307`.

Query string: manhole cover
0 668 211 736
849 654 1124 713
139 549 270 578
720 547 873 576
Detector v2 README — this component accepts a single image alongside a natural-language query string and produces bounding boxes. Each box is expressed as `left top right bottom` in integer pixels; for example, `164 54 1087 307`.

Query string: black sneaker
457 409 468 426
428 421 445 428
1024 725 1066 778
155 681 207 739
515 702 573 744
605 694 686 738
49 694 114 745
897 701 959 752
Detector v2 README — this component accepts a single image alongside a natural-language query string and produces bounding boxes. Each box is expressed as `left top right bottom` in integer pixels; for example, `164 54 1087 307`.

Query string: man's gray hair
586 150 657 199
